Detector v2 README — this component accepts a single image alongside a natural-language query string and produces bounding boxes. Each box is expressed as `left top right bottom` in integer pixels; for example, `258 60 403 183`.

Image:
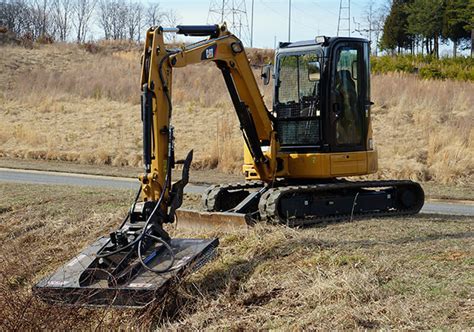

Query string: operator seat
335 69 360 145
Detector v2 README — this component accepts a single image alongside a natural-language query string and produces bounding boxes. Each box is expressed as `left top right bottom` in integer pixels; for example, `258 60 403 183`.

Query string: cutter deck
34 237 219 308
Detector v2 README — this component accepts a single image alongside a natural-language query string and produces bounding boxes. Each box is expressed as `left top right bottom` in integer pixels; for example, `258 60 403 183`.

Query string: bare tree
73 0 95 42
97 0 111 39
52 0 71 41
126 1 142 41
356 0 389 56
135 1 144 41
371 8 388 56
30 0 51 38
0 0 32 35
162 9 180 42
146 1 161 27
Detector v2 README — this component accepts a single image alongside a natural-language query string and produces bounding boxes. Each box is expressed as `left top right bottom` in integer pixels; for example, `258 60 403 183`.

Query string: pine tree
467 0 474 57
443 0 470 57
381 0 413 54
406 0 444 57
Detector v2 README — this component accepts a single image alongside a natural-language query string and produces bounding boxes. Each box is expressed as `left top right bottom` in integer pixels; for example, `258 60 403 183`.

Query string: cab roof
278 36 369 49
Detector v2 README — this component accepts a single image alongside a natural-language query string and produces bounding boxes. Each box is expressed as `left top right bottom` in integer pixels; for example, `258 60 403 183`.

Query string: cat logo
201 45 217 60
206 48 214 58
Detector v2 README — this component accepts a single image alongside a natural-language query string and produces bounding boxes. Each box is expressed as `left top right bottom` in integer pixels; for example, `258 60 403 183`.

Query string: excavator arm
139 24 278 214
33 24 277 308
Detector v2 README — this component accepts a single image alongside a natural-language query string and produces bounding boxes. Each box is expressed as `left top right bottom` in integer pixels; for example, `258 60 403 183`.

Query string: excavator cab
272 37 371 154
273 37 371 153
242 37 378 181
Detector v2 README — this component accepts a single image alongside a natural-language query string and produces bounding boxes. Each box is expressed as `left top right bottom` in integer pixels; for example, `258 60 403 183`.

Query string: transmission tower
337 0 350 37
207 0 251 46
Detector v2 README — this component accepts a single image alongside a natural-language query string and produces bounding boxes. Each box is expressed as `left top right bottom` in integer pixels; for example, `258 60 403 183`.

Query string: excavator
34 24 424 307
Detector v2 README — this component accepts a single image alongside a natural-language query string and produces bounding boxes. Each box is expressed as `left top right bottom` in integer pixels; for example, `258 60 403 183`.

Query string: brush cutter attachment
34 151 219 308
33 235 218 308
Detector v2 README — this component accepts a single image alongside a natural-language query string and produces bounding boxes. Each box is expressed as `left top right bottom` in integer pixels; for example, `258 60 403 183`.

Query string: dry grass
371 73 474 185
0 183 472 329
0 183 137 329
0 43 472 184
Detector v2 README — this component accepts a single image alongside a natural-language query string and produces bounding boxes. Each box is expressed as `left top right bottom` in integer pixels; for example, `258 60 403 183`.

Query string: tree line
0 0 179 43
381 0 473 57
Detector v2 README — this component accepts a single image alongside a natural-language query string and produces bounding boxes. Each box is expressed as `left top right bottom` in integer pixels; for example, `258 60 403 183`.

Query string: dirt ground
0 182 472 329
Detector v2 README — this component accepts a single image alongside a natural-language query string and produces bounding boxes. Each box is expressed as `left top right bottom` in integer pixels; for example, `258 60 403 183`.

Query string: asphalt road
0 167 205 194
1 167 473 217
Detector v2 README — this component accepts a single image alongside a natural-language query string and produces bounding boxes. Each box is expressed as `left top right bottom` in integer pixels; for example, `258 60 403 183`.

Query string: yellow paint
140 24 380 205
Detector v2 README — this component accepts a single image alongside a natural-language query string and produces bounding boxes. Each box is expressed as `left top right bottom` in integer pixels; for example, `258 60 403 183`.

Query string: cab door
329 41 369 152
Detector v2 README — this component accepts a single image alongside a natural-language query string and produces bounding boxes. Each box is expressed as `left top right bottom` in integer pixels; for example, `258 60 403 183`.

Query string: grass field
0 182 472 329
1 39 473 330
0 43 473 184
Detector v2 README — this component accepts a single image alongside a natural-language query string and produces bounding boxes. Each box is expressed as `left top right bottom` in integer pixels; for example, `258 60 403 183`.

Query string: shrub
371 54 474 81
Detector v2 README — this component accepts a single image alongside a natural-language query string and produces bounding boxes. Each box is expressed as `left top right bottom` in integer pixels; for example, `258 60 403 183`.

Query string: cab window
334 46 362 146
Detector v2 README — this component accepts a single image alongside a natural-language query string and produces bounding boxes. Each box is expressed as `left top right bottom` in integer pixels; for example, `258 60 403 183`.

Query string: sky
155 0 387 48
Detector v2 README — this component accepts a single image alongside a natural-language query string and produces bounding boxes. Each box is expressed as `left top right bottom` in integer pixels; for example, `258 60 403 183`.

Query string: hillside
0 42 473 184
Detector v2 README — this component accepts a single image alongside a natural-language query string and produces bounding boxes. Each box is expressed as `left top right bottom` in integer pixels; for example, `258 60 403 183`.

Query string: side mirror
308 61 321 81
261 64 271 85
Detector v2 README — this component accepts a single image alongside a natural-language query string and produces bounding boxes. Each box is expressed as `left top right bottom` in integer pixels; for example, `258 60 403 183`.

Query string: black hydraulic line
141 84 153 173
137 234 175 273
217 63 267 164
175 25 219 37
97 51 180 270
96 185 142 258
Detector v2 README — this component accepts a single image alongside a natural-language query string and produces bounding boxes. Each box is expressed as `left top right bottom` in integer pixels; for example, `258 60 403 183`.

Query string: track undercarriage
200 179 424 227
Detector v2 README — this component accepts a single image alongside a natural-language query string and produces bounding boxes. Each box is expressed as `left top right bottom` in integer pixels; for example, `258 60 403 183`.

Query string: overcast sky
155 0 387 48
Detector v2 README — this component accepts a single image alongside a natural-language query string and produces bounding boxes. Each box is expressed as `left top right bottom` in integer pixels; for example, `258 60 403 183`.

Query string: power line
250 0 254 47
207 0 251 45
260 0 319 31
311 1 338 17
288 0 291 42
292 3 336 30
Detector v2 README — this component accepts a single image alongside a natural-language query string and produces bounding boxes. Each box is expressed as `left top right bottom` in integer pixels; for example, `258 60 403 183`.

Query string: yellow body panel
243 146 378 180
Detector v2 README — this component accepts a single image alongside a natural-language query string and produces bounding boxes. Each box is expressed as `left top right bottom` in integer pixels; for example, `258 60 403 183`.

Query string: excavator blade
33 236 218 308
175 209 251 231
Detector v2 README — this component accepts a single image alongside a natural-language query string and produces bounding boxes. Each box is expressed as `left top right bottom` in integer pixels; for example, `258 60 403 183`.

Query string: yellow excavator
34 24 424 307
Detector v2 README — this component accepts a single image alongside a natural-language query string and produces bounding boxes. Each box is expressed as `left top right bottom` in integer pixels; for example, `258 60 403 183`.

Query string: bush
36 34 54 44
371 54 474 81
81 42 102 54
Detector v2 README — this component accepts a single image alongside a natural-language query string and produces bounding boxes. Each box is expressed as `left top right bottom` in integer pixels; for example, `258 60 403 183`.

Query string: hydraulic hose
136 50 179 273
96 185 142 258
98 50 180 265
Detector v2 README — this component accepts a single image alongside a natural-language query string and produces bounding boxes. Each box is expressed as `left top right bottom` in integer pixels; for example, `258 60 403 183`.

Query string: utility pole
207 0 251 46
337 0 350 37
288 0 291 41
250 0 254 47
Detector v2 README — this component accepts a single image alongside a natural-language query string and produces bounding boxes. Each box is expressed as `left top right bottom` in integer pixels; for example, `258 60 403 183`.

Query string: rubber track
202 181 264 211
258 180 424 227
